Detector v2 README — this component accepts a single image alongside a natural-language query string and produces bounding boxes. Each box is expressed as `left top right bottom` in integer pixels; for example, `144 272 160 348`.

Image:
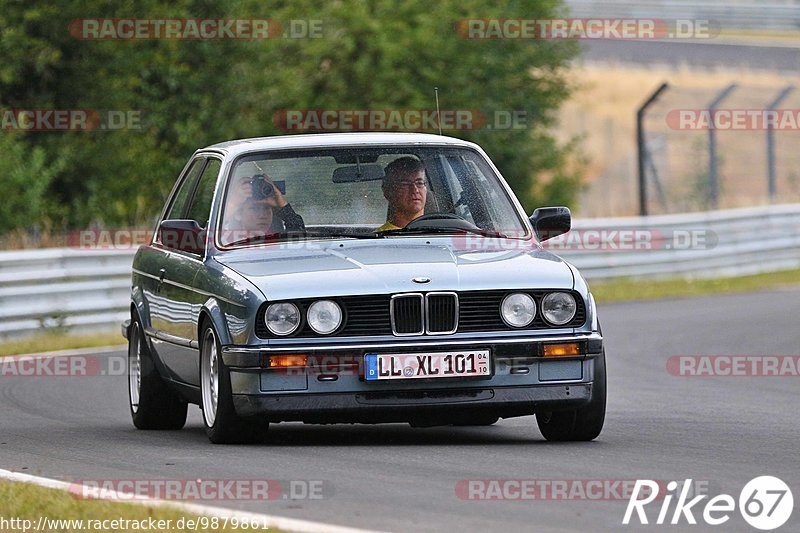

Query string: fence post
707 84 737 209
637 82 669 216
766 85 794 203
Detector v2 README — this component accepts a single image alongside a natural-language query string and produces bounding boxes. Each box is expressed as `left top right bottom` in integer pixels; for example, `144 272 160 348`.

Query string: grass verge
591 268 800 303
0 332 124 357
0 479 285 532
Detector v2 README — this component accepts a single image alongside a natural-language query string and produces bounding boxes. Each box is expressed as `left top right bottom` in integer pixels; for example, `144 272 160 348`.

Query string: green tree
0 0 581 233
0 133 64 233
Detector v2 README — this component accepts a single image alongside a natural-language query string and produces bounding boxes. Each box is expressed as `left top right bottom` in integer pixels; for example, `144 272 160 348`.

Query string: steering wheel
405 212 468 229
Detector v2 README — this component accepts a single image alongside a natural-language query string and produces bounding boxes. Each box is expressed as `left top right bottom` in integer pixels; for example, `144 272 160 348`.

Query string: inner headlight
542 292 577 325
501 293 536 328
306 300 342 335
265 302 301 335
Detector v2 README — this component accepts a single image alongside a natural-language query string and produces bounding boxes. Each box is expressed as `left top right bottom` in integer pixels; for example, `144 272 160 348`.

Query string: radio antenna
434 87 443 136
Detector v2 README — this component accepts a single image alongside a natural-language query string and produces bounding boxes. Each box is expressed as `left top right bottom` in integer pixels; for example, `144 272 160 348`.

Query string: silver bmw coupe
124 133 606 444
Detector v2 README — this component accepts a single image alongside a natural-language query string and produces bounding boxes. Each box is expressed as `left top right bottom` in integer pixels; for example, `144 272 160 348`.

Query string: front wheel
128 315 187 430
200 321 268 444
536 350 606 441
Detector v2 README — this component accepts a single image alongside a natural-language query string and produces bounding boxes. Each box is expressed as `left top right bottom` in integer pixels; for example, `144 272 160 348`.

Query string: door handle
157 268 166 291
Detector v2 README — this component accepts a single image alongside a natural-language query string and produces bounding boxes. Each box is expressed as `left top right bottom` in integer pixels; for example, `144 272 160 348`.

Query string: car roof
197 132 481 157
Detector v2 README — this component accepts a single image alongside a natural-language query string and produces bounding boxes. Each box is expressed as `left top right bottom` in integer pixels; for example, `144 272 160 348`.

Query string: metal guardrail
564 0 800 31
0 248 133 339
1 204 799 339
559 204 800 278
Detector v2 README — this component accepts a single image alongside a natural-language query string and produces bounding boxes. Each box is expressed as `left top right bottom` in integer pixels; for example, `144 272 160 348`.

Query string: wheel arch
198 297 232 347
130 287 150 327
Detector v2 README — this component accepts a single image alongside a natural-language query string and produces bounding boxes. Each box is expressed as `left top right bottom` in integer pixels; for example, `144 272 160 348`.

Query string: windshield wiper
302 230 380 240
226 227 514 247
377 226 511 239
226 230 378 247
225 233 286 247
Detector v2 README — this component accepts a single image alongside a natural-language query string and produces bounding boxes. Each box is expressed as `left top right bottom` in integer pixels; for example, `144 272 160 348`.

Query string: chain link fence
640 83 800 215
572 82 800 216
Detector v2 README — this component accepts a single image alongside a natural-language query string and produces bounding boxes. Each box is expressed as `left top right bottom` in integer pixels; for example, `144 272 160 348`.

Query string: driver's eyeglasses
396 179 427 190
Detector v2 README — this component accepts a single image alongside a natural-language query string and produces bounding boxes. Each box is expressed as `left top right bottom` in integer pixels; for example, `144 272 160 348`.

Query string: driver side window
186 159 221 228
165 159 204 220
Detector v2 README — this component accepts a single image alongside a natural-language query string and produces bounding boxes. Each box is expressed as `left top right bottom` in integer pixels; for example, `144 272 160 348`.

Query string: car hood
216 239 575 301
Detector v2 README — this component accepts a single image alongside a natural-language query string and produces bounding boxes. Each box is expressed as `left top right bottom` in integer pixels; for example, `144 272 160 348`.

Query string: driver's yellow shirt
375 221 401 232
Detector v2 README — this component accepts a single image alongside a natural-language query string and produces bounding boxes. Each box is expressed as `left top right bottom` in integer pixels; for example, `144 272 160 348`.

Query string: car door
138 157 204 374
155 157 222 385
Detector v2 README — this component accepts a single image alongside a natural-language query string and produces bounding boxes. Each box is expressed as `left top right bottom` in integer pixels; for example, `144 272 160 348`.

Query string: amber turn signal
543 343 581 357
269 354 308 368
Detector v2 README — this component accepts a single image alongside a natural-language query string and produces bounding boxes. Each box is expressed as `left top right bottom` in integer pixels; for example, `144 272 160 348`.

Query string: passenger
223 174 305 241
376 157 427 232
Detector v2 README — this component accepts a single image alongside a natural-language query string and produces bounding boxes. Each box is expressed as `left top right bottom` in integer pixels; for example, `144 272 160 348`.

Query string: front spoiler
232 382 593 423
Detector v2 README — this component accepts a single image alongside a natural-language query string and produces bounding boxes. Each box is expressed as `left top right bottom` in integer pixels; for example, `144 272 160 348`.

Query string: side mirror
530 206 571 242
158 219 206 254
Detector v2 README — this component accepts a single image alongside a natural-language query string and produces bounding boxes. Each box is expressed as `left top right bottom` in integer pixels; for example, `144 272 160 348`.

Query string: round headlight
542 292 577 325
306 300 342 335
501 293 536 328
265 302 301 335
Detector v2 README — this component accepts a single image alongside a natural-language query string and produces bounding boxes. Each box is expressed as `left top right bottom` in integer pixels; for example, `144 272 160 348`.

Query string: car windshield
217 146 529 247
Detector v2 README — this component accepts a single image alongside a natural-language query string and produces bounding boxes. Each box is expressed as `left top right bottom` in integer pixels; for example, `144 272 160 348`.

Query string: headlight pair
500 291 577 327
265 300 342 336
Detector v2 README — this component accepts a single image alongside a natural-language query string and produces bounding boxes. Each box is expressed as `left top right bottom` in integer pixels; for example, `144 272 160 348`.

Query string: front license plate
364 350 490 381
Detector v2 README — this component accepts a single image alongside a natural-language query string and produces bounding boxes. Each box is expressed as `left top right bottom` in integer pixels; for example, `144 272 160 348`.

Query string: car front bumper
221 332 602 423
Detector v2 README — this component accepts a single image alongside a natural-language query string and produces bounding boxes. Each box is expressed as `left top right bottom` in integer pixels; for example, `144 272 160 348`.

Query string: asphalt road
2 288 799 532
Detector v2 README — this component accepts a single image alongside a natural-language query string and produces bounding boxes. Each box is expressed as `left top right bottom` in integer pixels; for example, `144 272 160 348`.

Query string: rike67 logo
624 477 793 530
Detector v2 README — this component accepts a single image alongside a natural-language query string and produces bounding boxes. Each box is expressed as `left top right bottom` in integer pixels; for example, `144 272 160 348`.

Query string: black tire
200 320 268 444
536 350 606 441
128 314 188 430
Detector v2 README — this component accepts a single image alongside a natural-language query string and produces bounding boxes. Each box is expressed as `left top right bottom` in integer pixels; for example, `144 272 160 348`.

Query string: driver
376 157 427 232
